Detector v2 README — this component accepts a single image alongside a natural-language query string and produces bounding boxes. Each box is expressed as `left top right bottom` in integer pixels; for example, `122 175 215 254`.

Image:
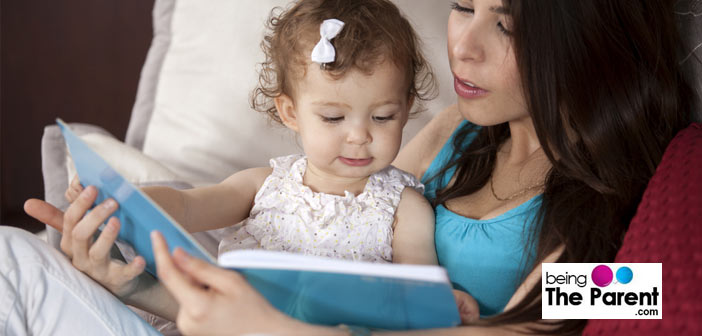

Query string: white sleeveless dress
218 154 424 263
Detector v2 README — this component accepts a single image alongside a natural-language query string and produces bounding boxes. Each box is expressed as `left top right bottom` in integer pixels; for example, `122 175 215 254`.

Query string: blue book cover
58 119 461 330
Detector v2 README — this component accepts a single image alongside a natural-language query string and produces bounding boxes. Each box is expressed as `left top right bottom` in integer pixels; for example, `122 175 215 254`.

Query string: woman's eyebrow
489 6 509 14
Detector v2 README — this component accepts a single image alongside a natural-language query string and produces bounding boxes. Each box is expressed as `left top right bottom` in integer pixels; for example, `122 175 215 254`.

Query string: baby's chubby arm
391 188 480 323
145 167 272 232
66 167 272 233
391 188 437 265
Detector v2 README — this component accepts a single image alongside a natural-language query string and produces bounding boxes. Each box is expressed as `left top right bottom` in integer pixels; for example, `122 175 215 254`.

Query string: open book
58 119 461 329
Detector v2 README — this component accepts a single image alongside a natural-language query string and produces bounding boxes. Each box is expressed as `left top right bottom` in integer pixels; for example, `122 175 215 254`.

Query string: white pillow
66 133 187 188
142 0 455 186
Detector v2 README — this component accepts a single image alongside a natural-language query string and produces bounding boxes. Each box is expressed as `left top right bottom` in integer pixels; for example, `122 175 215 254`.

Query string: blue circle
616 266 633 284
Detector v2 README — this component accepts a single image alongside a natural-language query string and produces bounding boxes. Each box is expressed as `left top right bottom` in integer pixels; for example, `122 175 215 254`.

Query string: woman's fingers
61 186 97 255
87 217 121 265
151 231 209 305
23 198 65 232
109 255 146 288
124 256 146 279
71 198 119 267
172 247 246 292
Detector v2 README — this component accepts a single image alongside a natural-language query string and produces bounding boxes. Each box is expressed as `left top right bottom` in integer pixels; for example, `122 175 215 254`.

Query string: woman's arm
393 104 464 179
151 232 558 335
151 231 348 336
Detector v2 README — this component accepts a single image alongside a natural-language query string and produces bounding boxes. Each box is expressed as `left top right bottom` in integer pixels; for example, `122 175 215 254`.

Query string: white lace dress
218 154 424 263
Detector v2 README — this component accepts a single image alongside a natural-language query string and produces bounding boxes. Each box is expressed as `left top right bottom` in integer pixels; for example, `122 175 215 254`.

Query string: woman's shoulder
393 104 465 180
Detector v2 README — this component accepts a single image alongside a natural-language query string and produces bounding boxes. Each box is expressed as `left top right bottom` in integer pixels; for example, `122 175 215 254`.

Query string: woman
9 0 692 334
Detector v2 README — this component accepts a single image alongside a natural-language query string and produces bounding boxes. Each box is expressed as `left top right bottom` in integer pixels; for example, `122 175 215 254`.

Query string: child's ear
274 94 298 132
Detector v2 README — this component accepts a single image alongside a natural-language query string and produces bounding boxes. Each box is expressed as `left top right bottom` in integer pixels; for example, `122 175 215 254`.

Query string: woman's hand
151 231 313 336
453 289 480 324
25 186 146 298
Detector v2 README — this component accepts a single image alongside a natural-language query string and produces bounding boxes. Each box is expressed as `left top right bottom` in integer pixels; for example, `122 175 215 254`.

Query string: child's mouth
339 157 373 166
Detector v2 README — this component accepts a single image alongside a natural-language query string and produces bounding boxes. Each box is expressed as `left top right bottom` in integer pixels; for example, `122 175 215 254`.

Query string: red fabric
583 123 702 335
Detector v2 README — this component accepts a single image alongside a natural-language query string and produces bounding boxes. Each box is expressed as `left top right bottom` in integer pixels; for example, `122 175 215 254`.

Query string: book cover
58 119 461 329
58 119 215 276
220 250 461 329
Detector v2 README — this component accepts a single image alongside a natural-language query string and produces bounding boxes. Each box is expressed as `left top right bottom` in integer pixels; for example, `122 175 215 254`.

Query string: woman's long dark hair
431 1 693 334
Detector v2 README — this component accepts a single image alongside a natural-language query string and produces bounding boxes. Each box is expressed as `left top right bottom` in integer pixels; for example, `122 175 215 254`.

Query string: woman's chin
456 100 525 127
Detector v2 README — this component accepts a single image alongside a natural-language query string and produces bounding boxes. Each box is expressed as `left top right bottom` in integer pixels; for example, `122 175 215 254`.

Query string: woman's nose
346 124 371 145
452 21 485 63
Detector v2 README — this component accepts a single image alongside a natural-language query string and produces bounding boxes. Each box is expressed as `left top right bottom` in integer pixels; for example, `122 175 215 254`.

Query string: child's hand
453 289 480 324
65 175 84 203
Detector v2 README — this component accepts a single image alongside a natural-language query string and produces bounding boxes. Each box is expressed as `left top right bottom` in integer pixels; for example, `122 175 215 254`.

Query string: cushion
41 124 117 247
65 132 190 189
138 0 456 186
583 123 702 335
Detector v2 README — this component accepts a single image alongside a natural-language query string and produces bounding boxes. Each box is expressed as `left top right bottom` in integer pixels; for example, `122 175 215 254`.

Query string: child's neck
302 164 370 196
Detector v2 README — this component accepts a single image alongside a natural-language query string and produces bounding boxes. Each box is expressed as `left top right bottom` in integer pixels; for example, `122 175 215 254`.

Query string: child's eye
373 114 396 123
450 2 474 15
321 116 344 123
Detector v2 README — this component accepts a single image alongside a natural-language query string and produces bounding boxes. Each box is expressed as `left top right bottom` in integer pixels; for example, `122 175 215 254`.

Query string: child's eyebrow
311 101 352 109
369 100 402 110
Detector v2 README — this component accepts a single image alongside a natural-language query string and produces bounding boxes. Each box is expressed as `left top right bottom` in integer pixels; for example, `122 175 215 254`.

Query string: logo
542 263 662 319
591 265 633 287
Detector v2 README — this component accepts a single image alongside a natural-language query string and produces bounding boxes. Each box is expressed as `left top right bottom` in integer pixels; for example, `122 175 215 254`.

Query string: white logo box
542 263 662 319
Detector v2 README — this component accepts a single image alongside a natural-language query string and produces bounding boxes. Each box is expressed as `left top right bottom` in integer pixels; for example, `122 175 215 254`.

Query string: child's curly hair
251 0 437 124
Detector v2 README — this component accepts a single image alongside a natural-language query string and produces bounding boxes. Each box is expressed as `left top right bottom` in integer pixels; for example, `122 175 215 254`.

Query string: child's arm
66 167 272 233
392 188 480 323
391 188 437 265
143 167 271 233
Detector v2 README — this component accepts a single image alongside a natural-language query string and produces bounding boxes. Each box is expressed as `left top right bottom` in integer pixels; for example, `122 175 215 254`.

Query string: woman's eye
497 22 512 35
321 116 344 123
373 115 396 123
450 2 474 15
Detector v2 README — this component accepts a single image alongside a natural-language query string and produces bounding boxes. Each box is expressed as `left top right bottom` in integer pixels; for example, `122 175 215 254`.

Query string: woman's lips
454 77 489 99
339 157 373 166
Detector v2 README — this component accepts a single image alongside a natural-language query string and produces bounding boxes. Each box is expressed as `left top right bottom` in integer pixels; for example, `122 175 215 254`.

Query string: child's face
277 61 411 180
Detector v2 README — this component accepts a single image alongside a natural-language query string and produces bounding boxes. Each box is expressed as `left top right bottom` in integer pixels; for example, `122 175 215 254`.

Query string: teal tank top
421 121 541 317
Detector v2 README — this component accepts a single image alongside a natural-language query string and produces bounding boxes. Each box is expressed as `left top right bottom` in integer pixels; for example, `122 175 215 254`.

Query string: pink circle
591 265 613 287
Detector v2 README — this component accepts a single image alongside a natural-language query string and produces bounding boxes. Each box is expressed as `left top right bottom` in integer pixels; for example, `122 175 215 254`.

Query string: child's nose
346 124 371 145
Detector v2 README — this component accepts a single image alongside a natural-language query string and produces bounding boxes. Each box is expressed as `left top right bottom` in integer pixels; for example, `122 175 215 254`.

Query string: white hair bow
310 19 345 64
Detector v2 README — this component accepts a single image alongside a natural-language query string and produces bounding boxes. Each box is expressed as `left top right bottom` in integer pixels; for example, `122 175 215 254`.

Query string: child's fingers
65 176 84 202
70 175 83 190
453 289 480 324
151 231 209 305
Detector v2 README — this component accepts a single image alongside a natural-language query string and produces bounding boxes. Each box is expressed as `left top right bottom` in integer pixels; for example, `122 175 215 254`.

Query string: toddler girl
67 0 437 265
67 0 478 322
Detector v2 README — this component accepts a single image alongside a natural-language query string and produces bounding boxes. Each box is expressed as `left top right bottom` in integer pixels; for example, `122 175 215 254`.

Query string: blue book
58 119 461 330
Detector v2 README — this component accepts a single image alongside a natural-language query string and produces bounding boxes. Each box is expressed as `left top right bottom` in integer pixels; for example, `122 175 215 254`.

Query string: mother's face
447 0 528 126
